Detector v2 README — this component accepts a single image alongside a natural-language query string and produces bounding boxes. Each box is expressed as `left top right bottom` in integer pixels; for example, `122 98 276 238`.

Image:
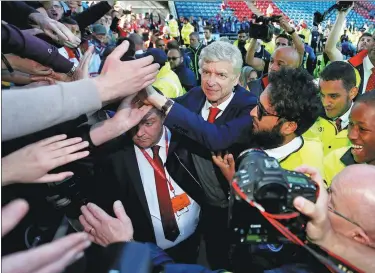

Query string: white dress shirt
201 92 235 120
134 127 200 250
265 137 303 161
361 55 374 94
334 102 353 130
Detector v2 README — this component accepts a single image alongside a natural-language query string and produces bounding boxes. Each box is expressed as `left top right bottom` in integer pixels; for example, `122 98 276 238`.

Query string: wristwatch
287 29 296 35
161 99 174 115
66 63 78 77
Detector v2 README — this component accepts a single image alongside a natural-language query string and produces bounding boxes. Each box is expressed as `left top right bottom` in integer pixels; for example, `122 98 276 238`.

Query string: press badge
172 193 191 217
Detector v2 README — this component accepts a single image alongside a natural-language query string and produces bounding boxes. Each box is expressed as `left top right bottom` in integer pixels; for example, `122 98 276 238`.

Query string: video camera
229 149 318 244
313 1 354 26
248 15 282 43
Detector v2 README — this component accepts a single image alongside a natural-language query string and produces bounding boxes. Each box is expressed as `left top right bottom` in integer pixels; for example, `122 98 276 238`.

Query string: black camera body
249 15 282 43
229 149 317 244
313 1 354 26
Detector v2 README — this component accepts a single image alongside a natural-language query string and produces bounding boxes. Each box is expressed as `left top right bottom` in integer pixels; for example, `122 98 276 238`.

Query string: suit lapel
120 145 153 226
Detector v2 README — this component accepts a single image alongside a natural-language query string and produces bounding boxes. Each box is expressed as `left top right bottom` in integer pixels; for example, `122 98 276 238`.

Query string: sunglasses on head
257 100 281 121
167 57 181 61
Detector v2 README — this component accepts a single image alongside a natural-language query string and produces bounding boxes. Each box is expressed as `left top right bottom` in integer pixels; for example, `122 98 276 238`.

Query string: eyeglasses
257 100 281 121
167 57 181 61
327 188 361 228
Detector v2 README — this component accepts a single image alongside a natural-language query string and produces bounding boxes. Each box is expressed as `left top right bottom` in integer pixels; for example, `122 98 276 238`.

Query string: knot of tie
152 145 160 158
335 118 342 132
208 107 221 123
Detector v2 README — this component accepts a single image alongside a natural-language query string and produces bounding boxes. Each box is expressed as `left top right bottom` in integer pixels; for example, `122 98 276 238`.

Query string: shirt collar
337 102 353 129
154 126 170 149
203 91 235 112
265 137 303 161
363 55 374 72
135 49 144 55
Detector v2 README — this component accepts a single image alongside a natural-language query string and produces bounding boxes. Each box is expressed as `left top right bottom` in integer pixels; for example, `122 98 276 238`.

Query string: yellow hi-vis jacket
279 137 325 177
181 23 194 45
323 147 354 186
303 117 351 156
153 63 185 98
169 19 179 38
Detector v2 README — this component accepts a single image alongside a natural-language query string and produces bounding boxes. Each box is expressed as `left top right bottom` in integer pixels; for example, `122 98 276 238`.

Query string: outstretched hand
212 151 235 183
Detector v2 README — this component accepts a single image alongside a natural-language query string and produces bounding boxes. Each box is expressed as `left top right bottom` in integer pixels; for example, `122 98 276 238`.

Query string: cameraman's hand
5 55 52 76
279 16 293 33
293 165 334 246
79 201 134 247
2 135 90 186
212 151 235 183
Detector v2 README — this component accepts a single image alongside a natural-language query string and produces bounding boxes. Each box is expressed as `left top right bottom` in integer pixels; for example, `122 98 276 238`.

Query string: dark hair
155 38 164 44
275 33 292 45
268 67 322 136
320 61 356 91
358 32 373 45
355 90 375 106
168 47 182 57
60 17 78 26
238 29 246 35
189 32 199 39
203 26 212 33
167 40 179 50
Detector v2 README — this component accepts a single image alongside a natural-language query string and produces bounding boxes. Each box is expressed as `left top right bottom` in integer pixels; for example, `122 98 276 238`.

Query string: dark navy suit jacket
165 85 257 202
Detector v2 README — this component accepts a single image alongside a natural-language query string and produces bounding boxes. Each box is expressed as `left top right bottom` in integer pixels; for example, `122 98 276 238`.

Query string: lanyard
140 128 174 193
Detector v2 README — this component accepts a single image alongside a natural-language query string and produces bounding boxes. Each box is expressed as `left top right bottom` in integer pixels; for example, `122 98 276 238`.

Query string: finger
47 137 84 151
140 79 157 90
2 233 90 273
87 202 112 222
142 70 159 82
227 153 235 168
108 40 130 60
2 199 29 236
113 200 128 222
295 165 324 189
49 23 69 42
45 77 56 85
33 172 74 183
138 105 153 115
293 197 316 218
43 29 60 43
131 55 155 68
32 241 90 273
140 63 161 76
78 215 94 234
34 69 53 76
50 141 89 158
218 151 222 159
53 151 90 168
80 205 101 228
38 134 67 146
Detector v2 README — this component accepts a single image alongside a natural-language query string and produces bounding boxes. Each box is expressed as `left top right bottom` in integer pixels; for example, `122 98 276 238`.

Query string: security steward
304 61 358 156
323 90 375 186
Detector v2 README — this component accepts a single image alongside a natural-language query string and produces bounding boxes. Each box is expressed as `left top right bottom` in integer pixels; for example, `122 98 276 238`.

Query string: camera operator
245 16 305 75
323 90 375 185
293 165 375 273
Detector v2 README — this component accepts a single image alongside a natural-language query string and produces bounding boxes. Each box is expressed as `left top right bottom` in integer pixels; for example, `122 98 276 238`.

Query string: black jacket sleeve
1 23 74 73
1 1 38 29
73 1 112 33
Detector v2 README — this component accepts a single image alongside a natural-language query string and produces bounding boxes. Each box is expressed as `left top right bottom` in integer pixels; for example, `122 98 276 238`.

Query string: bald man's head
329 164 375 248
268 47 300 74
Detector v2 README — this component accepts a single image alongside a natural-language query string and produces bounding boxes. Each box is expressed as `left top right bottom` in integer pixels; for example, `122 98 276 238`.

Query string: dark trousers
202 205 231 270
166 229 201 264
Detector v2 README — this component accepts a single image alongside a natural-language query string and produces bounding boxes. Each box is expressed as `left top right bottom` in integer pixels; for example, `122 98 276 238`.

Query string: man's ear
281 121 298 136
233 75 240 86
351 228 372 246
349 86 358 101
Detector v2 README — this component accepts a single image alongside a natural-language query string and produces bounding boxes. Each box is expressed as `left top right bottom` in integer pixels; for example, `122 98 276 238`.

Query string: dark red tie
207 107 221 123
152 145 180 241
335 118 342 132
366 67 375 92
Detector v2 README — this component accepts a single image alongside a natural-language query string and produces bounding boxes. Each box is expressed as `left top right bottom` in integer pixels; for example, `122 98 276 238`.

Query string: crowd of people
2 1 375 273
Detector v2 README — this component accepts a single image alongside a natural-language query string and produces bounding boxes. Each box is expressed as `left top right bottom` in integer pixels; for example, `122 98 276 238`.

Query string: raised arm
143 86 255 151
245 38 265 71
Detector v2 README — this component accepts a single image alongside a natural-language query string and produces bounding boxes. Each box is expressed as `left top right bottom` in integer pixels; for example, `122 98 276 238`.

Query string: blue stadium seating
175 1 233 20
